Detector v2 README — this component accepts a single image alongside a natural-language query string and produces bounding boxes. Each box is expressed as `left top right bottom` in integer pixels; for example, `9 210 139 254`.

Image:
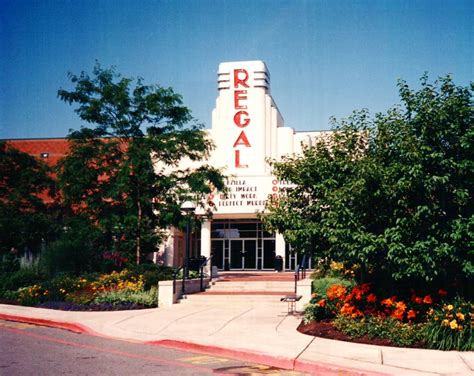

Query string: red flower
407 309 417 319
367 293 377 303
437 289 448 297
411 294 423 304
423 295 433 304
318 299 326 307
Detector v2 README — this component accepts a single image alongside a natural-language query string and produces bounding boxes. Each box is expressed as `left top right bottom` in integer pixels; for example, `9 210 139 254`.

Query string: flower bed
0 267 172 310
303 281 473 351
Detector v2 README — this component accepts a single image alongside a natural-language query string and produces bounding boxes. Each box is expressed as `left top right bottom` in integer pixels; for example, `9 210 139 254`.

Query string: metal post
182 216 190 294
180 200 196 297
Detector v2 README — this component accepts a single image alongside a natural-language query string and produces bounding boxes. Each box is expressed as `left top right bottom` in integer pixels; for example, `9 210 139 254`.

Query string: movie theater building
162 61 329 271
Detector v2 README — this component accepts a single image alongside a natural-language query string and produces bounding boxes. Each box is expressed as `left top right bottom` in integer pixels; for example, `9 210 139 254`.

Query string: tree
57 63 225 265
0 142 59 256
263 75 473 292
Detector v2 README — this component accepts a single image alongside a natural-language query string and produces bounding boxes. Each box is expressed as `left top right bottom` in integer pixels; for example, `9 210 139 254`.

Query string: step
210 283 294 288
179 293 290 305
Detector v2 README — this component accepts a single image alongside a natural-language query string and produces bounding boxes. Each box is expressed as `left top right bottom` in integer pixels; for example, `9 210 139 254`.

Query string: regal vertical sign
233 69 251 168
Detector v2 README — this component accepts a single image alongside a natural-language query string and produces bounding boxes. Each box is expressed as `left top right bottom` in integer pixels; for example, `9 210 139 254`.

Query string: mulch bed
297 320 426 348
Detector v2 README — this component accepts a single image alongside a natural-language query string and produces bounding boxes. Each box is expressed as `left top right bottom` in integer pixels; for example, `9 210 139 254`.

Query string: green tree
0 142 59 257
263 75 473 292
57 63 225 265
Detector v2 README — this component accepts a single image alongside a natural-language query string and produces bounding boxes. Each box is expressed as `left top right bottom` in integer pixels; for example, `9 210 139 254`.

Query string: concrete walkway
0 273 472 375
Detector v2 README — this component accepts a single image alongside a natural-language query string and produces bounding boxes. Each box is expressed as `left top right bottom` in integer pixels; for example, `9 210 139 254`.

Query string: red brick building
5 138 70 166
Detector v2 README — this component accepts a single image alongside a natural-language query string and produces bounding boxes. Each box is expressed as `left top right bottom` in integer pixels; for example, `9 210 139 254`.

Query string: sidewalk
0 300 472 375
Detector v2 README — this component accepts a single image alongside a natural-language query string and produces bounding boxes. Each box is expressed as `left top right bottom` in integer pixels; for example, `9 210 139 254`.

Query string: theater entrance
210 220 276 270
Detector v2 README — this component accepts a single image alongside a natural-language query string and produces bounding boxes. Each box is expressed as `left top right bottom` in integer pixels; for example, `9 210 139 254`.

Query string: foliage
424 297 473 351
40 217 101 277
333 315 426 347
57 63 226 265
307 281 450 322
16 284 50 306
311 259 358 280
0 269 45 293
93 286 157 307
305 281 473 350
263 75 473 292
312 277 354 300
0 142 59 256
1 266 172 309
126 263 174 289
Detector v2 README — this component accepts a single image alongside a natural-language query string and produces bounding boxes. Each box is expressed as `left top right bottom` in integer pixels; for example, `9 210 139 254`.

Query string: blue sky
1 0 472 139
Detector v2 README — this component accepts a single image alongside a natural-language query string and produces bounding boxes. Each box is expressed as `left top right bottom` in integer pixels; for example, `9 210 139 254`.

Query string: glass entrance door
211 240 224 269
243 240 257 269
230 239 257 270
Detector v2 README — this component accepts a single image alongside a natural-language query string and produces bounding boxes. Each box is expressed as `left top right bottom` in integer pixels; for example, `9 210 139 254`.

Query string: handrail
199 256 213 292
172 266 183 294
294 254 308 293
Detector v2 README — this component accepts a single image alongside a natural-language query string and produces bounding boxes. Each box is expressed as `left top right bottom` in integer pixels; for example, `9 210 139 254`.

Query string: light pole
180 200 196 295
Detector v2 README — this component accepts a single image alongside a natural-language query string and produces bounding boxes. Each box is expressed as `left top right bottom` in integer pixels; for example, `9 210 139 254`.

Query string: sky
0 0 472 139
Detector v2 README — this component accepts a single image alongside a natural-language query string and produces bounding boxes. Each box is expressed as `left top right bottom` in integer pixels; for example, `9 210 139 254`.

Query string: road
0 320 307 375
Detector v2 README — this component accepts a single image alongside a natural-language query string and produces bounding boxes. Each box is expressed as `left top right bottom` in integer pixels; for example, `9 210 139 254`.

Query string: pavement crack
292 335 316 370
156 308 212 333
113 309 158 326
275 314 288 332
380 349 383 364
459 353 473 371
209 307 254 336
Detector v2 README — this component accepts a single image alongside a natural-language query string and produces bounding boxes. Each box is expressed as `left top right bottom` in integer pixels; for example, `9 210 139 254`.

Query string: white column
201 220 211 275
275 232 286 270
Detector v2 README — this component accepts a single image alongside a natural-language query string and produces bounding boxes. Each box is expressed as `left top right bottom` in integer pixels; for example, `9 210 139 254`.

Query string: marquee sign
233 68 251 168
205 177 292 214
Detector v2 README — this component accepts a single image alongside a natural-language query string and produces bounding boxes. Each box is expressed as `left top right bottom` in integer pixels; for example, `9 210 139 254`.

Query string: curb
0 313 100 336
148 339 388 376
1 313 389 376
294 358 389 376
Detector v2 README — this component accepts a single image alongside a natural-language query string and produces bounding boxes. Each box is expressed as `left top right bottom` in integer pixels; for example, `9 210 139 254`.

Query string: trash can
274 255 283 272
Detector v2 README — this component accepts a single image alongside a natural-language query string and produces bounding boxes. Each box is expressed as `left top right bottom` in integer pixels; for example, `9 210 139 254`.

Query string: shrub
40 237 97 277
0 269 45 292
424 297 473 351
312 277 353 299
333 315 426 347
126 264 174 289
305 278 355 321
16 284 50 306
93 287 158 307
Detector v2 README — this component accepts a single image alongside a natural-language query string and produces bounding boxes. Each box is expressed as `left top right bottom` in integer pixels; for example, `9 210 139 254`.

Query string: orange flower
367 293 377 303
391 301 407 321
326 284 347 301
395 301 407 312
381 298 394 307
423 295 433 304
318 299 326 307
437 289 448 297
407 310 417 319
340 303 355 316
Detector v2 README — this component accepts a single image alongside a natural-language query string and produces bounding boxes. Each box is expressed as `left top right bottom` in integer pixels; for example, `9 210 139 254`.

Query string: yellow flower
449 320 458 330
456 313 465 321
446 304 454 311
442 319 449 326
